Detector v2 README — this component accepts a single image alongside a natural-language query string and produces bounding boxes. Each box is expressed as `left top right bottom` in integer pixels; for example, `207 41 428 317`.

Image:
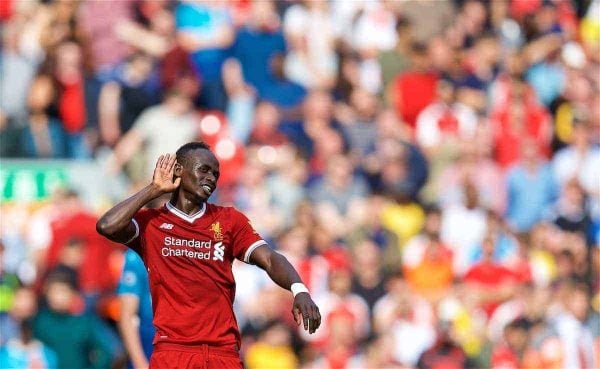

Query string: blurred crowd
1 0 600 368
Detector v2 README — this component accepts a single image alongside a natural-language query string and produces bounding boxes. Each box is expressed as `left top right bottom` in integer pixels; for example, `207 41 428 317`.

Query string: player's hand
151 154 181 194
292 292 321 334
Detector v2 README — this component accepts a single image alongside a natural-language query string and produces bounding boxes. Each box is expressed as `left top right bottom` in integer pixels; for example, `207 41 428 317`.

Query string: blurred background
0 0 599 368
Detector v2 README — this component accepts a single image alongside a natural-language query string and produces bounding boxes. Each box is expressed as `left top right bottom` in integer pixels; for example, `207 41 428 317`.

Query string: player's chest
145 217 232 264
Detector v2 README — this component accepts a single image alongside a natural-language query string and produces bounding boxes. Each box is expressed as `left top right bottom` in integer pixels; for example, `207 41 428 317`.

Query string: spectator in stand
98 52 160 147
232 0 286 99
491 87 552 168
464 235 518 317
417 320 472 369
175 0 234 110
260 53 306 116
552 116 600 218
379 16 414 90
0 287 38 346
0 112 23 158
33 273 113 369
441 180 488 276
490 318 531 369
548 67 594 152
44 237 84 290
552 281 596 369
469 211 519 270
283 0 337 90
415 80 478 156
435 136 506 215
222 57 255 144
457 34 501 112
309 154 369 216
249 102 287 147
394 0 455 44
308 263 370 350
266 151 308 228
40 190 121 312
506 138 558 232
339 89 379 159
0 17 44 123
403 206 454 302
307 308 359 369
547 179 592 237
245 321 297 369
388 288 436 367
233 158 282 238
79 0 135 71
389 42 438 131
108 87 199 181
349 240 386 312
48 40 98 159
20 74 67 159
0 319 57 369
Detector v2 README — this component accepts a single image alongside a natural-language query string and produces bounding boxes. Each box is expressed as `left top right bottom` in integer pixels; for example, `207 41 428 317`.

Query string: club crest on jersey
210 221 223 241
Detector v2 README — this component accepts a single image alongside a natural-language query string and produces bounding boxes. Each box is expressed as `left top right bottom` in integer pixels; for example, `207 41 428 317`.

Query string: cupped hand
152 154 181 194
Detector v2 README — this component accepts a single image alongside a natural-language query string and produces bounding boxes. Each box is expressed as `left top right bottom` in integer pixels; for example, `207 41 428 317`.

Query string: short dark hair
176 141 212 165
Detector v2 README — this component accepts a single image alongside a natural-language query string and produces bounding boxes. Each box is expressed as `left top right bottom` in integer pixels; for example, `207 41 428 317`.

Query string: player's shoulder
137 206 166 219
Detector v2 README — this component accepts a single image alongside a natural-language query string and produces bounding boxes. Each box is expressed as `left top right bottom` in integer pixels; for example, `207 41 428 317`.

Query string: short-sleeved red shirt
126 202 266 349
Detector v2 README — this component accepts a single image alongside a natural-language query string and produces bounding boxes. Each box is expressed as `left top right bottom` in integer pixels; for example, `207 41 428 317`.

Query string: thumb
173 177 181 187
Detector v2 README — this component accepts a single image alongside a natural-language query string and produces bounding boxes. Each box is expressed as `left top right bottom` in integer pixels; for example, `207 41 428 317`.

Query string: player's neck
170 193 205 216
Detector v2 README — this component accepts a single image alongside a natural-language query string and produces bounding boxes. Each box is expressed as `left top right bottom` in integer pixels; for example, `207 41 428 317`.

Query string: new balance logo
159 223 174 230
213 242 225 262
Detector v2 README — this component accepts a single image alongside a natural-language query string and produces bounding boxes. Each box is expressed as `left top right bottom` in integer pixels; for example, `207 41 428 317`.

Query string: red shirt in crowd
392 71 438 129
45 211 123 293
464 261 516 316
128 202 266 349
491 102 551 168
491 345 520 369
59 80 86 134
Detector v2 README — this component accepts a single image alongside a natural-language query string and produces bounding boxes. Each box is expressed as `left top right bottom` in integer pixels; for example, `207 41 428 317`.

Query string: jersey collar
165 201 206 223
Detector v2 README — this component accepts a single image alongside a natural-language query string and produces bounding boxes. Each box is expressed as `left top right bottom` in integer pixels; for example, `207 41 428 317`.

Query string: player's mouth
201 184 214 196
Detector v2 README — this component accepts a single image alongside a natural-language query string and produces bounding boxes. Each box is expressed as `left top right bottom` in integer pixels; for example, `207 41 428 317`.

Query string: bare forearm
96 184 162 240
250 246 321 333
263 251 303 291
118 316 149 368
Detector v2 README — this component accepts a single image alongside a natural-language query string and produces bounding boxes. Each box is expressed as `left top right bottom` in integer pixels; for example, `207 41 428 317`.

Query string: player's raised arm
249 246 322 334
96 154 181 244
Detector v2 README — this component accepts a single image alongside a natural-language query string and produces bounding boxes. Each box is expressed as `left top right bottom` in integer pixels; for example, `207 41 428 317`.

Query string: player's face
178 149 220 202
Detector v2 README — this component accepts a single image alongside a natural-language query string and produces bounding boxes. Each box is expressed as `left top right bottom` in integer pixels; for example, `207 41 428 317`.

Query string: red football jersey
126 202 267 349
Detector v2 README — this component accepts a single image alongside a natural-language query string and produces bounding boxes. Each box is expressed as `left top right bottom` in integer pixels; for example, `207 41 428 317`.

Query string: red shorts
149 343 243 369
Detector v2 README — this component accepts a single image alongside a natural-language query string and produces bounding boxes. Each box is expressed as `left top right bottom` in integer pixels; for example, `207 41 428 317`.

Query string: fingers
156 154 177 171
295 303 321 334
156 155 164 169
311 304 321 334
167 154 177 173
161 154 170 169
302 309 309 331
293 306 301 326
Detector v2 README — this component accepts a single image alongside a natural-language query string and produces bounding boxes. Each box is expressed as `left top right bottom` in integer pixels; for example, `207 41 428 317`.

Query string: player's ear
174 162 183 176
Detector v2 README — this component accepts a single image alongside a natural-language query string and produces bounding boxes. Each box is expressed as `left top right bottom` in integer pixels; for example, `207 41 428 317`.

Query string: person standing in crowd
118 249 155 369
